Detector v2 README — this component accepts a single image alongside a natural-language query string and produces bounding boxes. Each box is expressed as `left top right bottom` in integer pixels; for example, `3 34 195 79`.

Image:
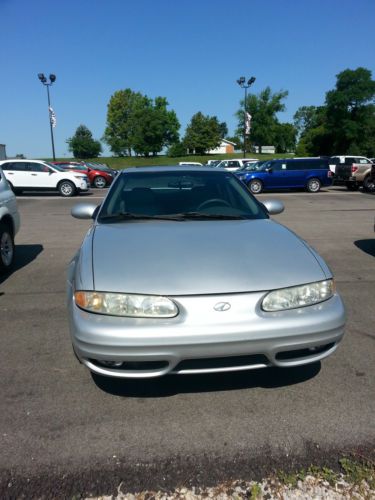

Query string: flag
245 112 252 135
49 107 57 128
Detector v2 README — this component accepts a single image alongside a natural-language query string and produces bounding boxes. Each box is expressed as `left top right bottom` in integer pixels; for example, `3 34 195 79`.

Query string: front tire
0 222 15 274
363 175 375 192
247 179 263 194
93 176 106 188
58 180 76 197
306 178 321 193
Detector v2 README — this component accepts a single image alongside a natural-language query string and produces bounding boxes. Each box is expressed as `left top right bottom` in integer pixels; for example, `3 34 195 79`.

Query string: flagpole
46 85 56 161
236 76 256 159
38 73 56 161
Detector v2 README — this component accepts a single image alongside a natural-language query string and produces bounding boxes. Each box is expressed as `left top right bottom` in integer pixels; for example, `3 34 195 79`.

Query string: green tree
183 112 222 155
236 87 289 152
324 67 375 155
274 123 297 153
167 140 187 157
131 96 180 157
66 125 102 159
103 89 180 157
103 89 145 156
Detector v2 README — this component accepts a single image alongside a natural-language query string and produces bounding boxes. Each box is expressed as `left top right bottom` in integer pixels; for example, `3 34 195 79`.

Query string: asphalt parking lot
1 186 374 498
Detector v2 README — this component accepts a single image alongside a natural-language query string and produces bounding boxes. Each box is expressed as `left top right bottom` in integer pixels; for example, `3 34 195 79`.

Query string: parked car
0 166 20 273
67 166 345 379
52 161 115 188
236 160 266 172
178 162 203 167
214 159 258 172
206 160 221 167
236 157 333 194
0 159 89 197
333 156 374 191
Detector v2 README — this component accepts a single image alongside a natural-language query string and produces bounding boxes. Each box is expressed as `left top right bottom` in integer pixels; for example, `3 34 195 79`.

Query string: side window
270 162 283 171
28 163 48 172
228 161 238 168
13 162 28 171
346 157 356 165
0 162 12 171
358 158 370 164
286 161 302 170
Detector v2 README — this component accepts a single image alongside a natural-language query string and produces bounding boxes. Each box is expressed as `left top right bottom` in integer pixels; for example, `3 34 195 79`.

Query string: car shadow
92 362 321 397
354 239 375 257
0 244 43 285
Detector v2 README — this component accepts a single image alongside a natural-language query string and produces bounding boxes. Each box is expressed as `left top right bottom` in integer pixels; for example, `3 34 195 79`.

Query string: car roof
0 158 48 163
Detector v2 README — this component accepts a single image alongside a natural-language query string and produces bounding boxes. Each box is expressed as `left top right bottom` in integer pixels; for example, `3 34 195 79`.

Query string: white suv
214 158 258 172
0 166 20 273
0 159 89 197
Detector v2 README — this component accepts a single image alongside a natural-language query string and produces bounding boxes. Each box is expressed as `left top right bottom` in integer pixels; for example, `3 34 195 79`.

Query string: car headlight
74 291 178 318
262 279 335 312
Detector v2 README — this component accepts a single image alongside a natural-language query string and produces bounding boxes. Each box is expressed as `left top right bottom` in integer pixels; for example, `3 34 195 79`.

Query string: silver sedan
67 167 345 379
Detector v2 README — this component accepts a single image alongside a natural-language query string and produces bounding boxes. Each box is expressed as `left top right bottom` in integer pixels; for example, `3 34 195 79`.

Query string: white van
0 159 89 197
0 166 20 273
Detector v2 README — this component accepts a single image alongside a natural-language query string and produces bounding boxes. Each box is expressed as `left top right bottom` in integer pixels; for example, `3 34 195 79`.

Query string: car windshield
47 163 65 172
258 161 274 171
239 161 265 171
98 170 268 222
68 165 87 171
88 163 112 171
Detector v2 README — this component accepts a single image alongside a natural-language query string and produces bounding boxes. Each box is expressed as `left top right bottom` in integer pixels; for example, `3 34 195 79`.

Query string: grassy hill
47 153 292 169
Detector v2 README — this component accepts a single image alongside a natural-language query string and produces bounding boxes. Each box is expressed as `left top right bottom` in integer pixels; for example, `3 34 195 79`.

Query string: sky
1 0 375 158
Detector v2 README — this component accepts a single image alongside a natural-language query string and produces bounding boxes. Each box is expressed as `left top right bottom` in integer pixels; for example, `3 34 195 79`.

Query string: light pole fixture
38 73 57 160
237 76 256 158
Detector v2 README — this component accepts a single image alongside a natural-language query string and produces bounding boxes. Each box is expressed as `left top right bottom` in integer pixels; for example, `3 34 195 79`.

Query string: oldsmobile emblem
214 302 231 312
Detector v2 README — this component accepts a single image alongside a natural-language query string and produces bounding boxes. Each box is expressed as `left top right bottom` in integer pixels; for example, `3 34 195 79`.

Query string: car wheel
248 179 263 194
345 183 359 191
0 222 15 274
58 180 76 197
363 175 375 192
306 178 321 193
93 176 106 188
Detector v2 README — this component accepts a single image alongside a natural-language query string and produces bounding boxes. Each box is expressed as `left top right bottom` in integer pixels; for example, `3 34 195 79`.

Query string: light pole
38 73 57 160
236 76 256 158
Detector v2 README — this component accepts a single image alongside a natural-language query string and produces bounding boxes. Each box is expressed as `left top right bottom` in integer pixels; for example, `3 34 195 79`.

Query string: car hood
90 219 329 296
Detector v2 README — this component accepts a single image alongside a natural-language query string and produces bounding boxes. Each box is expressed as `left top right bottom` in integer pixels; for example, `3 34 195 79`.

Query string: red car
52 162 115 188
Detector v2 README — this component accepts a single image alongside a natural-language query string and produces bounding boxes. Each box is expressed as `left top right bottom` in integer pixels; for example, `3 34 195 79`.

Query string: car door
264 161 288 188
1 161 31 188
27 162 56 188
285 160 307 187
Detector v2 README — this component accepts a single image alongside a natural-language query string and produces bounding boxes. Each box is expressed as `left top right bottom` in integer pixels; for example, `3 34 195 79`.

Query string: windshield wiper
173 212 248 220
99 212 186 222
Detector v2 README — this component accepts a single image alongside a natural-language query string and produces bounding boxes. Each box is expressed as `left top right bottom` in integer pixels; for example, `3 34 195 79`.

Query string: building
253 145 275 154
208 139 237 155
0 144 6 161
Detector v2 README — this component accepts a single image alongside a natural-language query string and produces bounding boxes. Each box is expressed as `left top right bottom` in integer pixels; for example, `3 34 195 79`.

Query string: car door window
29 163 49 172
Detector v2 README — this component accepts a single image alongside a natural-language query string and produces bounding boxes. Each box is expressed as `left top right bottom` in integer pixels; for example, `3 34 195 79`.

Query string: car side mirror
265 167 273 173
262 199 284 215
71 203 98 220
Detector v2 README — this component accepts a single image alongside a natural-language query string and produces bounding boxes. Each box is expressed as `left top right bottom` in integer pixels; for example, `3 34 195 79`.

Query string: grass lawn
47 153 292 170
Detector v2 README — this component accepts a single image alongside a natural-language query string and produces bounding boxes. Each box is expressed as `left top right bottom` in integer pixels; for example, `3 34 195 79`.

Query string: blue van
235 158 333 194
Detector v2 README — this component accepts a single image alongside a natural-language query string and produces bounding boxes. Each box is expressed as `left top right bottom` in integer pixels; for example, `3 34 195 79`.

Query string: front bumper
67 290 346 378
78 180 89 191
